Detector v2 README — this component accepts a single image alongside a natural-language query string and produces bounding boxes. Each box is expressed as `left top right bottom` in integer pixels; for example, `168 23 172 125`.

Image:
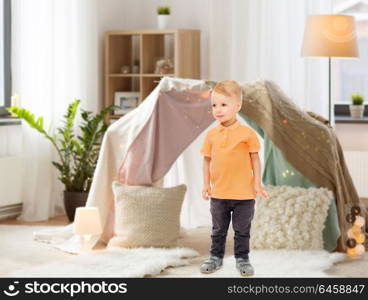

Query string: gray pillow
108 181 187 248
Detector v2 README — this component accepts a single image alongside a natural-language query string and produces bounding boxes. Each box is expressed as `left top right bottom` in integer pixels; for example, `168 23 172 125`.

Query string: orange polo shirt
200 120 260 200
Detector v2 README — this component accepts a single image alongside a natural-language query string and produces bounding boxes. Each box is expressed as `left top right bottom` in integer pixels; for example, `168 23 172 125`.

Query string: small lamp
73 207 102 252
301 14 359 124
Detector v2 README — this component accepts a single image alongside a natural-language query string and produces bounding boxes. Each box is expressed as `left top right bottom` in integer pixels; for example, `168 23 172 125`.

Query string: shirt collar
216 119 240 132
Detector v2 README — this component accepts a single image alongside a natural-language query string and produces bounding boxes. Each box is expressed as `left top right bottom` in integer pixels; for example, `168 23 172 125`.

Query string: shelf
141 77 161 100
108 73 174 77
106 29 199 35
141 73 174 77
106 77 140 119
109 74 141 77
141 34 174 74
104 29 200 121
335 116 368 124
106 34 140 74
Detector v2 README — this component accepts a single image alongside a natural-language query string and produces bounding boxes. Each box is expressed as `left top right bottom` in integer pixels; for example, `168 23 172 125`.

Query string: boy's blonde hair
212 80 242 103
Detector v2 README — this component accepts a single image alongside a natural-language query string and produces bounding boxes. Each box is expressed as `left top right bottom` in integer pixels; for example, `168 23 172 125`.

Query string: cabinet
104 29 200 121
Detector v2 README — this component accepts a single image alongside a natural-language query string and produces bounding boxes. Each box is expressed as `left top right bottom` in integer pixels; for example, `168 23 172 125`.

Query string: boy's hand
254 184 269 199
202 184 211 200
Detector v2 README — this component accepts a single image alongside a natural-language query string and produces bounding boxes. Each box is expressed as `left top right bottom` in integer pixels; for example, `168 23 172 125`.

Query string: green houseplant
7 99 118 221
350 93 365 119
157 6 171 29
157 6 170 15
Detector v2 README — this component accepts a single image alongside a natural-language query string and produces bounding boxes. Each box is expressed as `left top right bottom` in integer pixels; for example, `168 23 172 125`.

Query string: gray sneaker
236 258 254 277
200 256 223 274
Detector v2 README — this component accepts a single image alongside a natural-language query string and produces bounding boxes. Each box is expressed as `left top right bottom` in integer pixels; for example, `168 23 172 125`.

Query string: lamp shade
301 15 359 58
73 207 102 235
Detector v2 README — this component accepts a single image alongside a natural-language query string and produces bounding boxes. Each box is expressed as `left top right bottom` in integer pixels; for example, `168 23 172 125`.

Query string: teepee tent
34 77 365 253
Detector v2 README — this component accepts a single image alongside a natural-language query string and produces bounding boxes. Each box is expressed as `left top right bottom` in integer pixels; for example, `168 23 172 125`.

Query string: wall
335 123 368 198
335 123 368 151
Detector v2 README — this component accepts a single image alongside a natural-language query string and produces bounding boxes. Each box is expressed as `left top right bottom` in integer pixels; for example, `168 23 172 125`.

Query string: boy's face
211 91 241 123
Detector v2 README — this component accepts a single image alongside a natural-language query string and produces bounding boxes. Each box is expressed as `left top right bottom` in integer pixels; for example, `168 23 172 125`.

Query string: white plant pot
349 105 364 119
157 15 170 29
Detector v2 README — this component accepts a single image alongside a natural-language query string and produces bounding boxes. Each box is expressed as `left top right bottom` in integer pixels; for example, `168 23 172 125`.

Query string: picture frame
114 91 139 114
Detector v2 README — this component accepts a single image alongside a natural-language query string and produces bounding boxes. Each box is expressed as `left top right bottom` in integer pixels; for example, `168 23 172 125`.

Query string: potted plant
157 6 171 29
7 99 119 222
350 93 365 119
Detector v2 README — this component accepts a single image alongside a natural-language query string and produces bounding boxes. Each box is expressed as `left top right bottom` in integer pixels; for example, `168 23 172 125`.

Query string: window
333 0 368 104
0 0 11 117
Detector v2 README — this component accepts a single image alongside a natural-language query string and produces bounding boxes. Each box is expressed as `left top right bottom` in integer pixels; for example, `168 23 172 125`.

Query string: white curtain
208 0 332 118
11 0 99 220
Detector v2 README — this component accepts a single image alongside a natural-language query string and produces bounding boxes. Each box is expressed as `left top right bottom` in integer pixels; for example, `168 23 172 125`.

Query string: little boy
199 80 269 277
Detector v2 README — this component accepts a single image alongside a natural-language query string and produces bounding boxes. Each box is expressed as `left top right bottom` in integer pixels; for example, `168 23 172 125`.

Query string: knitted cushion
250 185 332 250
108 181 187 248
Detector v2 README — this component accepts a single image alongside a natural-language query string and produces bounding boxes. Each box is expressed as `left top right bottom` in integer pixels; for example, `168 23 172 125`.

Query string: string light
355 244 365 256
354 216 365 227
281 169 295 177
346 205 366 258
355 233 365 244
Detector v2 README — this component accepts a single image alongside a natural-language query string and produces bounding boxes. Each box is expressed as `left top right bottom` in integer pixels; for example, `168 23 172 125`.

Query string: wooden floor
0 215 70 226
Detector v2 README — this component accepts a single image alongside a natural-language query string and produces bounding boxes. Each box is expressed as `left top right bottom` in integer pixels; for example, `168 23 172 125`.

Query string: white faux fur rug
0 225 198 278
190 250 345 278
8 247 199 278
0 225 346 278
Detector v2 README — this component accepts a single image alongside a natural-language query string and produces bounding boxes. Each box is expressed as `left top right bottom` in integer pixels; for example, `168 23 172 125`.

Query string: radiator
344 151 368 198
0 156 23 208
0 203 23 221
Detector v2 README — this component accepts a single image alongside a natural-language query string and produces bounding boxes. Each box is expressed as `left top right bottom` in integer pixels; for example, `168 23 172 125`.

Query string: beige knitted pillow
108 181 187 248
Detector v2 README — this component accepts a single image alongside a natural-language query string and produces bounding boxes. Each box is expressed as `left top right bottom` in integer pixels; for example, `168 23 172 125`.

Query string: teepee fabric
33 77 213 253
33 77 363 254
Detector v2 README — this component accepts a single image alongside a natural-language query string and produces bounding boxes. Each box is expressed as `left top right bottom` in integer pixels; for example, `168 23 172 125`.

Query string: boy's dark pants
210 197 255 259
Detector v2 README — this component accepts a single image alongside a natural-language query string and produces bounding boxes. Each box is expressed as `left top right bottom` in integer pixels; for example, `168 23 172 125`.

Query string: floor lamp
301 15 359 125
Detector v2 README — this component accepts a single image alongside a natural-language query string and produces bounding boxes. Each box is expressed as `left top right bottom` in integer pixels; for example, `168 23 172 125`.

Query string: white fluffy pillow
108 181 187 248
250 185 332 250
